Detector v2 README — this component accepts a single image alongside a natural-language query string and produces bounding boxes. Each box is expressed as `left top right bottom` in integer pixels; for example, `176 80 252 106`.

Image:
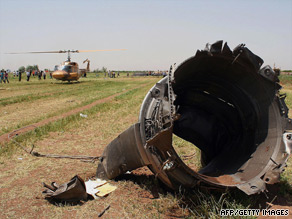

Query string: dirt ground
1 77 292 218
0 79 181 218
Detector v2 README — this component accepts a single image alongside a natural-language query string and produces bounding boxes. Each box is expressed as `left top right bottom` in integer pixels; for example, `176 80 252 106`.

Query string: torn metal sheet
42 175 87 202
96 41 292 195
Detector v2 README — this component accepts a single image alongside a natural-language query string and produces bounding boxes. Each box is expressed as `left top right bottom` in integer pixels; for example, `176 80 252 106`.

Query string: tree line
18 65 49 72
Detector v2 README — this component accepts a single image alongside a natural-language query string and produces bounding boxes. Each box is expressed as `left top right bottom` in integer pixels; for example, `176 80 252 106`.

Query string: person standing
26 71 31 81
19 71 22 81
43 70 46 80
162 71 167 77
0 70 4 83
4 71 9 83
39 71 43 80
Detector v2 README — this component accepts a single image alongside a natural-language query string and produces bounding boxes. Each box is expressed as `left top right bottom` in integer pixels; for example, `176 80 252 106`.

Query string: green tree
18 66 25 72
26 65 39 72
26 65 33 72
102 66 107 73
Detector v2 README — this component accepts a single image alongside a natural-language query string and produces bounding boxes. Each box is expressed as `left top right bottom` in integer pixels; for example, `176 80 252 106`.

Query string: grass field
0 73 291 218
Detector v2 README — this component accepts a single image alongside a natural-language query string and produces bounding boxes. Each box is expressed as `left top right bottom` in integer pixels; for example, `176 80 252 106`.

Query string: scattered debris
98 205 111 217
9 136 99 162
85 178 107 199
96 183 117 197
85 178 117 199
42 175 88 202
80 113 88 118
31 151 99 162
17 157 23 160
42 176 117 203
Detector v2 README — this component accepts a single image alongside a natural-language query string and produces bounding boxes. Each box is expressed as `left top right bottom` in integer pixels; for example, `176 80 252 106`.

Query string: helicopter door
73 66 78 73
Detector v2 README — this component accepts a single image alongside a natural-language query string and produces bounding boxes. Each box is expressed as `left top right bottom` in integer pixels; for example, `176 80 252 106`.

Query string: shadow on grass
115 171 292 217
115 173 168 199
44 194 94 207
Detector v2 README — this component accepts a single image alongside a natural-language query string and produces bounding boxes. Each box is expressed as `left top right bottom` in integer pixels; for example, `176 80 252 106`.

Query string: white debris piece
80 113 88 118
85 178 107 199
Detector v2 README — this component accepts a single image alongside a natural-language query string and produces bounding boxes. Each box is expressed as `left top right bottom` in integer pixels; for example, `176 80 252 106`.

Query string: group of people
0 70 9 83
25 70 47 81
105 70 120 78
0 70 51 83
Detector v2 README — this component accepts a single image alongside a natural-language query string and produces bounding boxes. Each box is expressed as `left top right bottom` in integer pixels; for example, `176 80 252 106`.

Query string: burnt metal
97 123 150 179
42 175 88 202
96 41 292 195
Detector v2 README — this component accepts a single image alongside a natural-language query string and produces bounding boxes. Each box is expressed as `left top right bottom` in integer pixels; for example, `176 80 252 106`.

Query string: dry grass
0 74 292 218
0 75 150 135
0 76 163 218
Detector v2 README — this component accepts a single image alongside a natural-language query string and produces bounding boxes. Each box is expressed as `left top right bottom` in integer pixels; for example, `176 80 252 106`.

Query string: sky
0 0 291 71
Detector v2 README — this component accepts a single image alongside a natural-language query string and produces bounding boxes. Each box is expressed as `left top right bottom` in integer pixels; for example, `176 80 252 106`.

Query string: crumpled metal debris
43 175 88 202
43 176 117 202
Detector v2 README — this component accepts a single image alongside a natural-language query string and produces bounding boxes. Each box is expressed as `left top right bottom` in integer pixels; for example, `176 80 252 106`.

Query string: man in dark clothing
4 71 9 83
38 71 42 80
19 71 22 81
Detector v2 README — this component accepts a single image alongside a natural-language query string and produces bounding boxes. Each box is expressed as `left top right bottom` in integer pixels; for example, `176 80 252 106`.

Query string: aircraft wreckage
97 41 292 195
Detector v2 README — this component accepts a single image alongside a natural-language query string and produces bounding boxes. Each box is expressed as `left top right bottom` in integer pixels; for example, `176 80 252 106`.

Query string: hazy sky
0 0 291 71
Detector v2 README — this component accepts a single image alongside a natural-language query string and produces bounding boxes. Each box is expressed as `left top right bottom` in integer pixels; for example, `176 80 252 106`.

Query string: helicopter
7 49 126 82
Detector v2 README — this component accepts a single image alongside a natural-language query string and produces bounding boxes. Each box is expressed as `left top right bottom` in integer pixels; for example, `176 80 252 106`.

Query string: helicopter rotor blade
6 50 66 54
77 49 127 53
5 49 126 54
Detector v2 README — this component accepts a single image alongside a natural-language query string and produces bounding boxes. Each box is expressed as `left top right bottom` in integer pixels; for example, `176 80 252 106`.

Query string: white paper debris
85 178 107 199
80 113 88 118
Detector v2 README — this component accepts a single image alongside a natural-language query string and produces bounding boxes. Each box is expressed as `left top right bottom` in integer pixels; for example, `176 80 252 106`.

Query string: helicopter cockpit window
61 65 72 73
